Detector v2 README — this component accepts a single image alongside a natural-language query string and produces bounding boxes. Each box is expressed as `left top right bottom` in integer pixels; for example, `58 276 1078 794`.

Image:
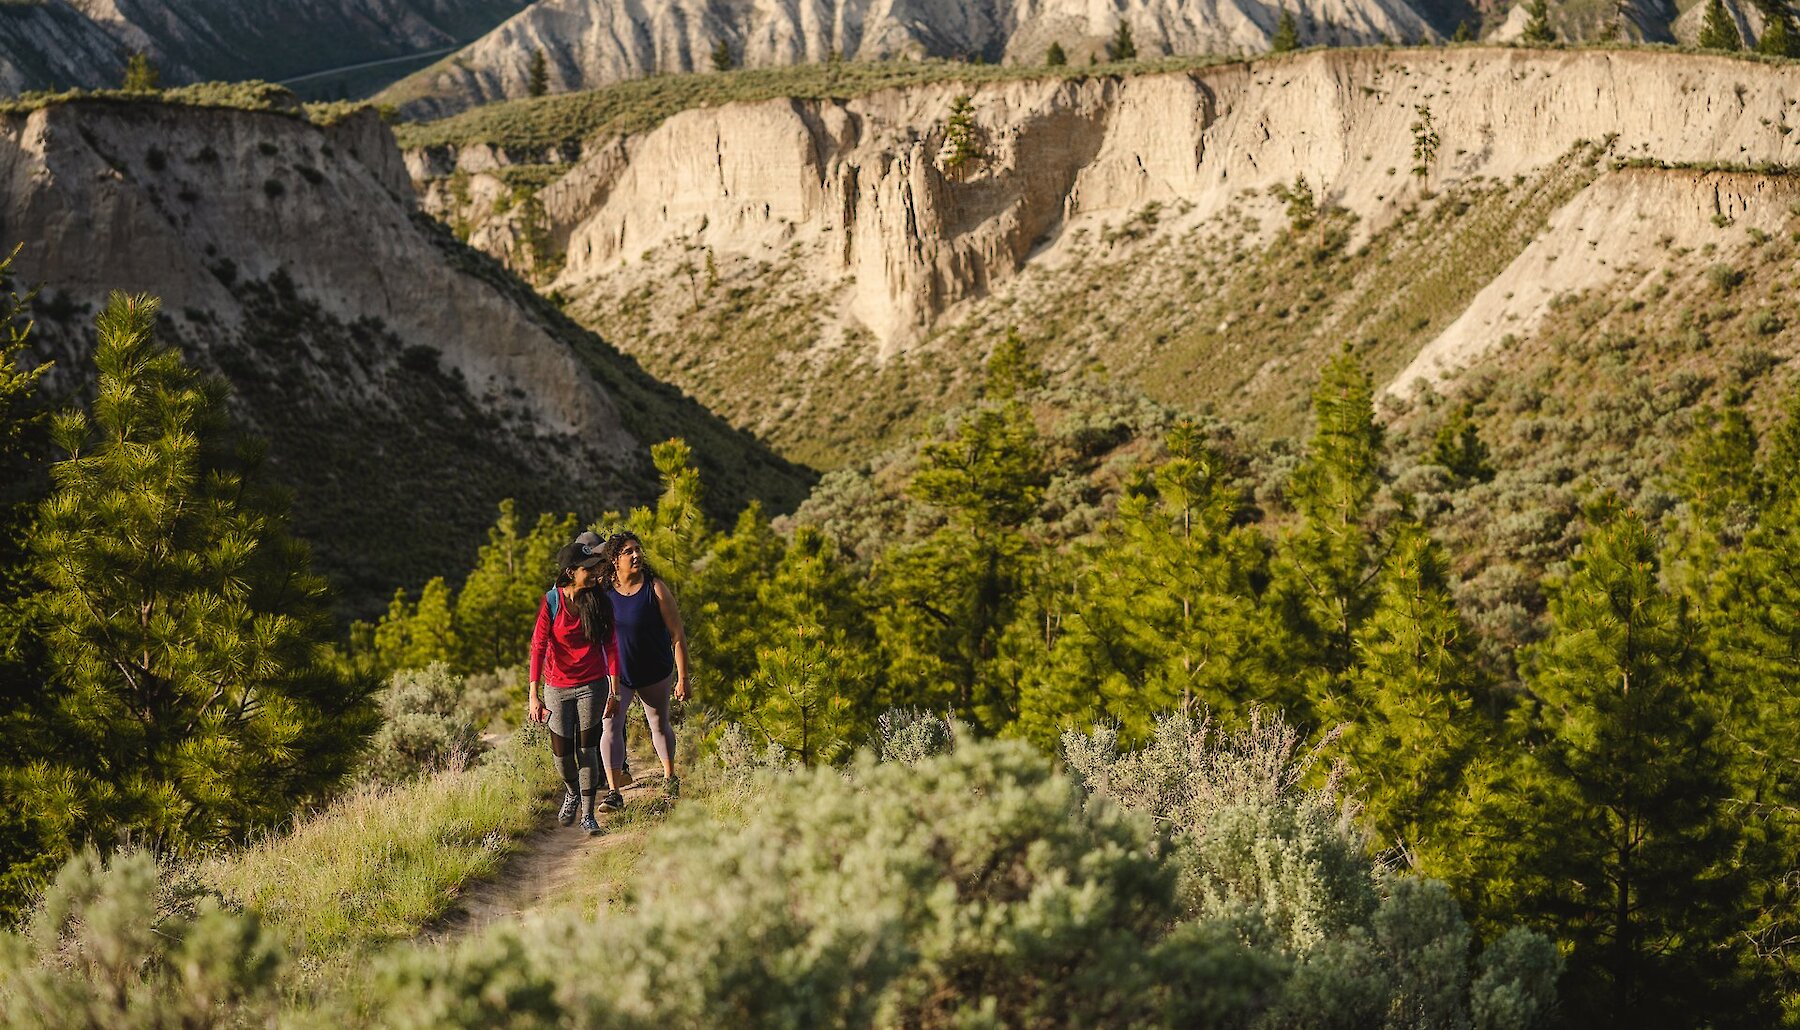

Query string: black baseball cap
557 541 605 570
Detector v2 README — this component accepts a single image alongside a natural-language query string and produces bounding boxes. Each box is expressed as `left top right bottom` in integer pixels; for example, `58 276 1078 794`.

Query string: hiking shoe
557 789 579 826
664 775 680 800
580 815 603 837
600 789 625 812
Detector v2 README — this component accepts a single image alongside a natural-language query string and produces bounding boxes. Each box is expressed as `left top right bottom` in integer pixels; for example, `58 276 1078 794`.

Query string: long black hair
555 564 614 646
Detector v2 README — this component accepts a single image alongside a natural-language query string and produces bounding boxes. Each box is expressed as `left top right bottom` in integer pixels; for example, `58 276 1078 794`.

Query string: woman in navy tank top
597 531 689 802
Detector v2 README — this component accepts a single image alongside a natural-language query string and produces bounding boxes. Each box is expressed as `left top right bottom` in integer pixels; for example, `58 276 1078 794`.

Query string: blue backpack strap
545 586 561 620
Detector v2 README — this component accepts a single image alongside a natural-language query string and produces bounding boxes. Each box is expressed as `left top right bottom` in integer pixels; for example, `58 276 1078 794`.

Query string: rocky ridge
380 0 1442 117
0 95 807 610
406 47 1800 459
0 0 530 96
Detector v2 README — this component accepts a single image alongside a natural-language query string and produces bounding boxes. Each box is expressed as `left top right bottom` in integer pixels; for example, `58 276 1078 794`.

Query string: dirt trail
421 773 664 943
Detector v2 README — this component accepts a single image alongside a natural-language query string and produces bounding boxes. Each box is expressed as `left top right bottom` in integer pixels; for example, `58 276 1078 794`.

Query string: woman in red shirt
527 541 619 836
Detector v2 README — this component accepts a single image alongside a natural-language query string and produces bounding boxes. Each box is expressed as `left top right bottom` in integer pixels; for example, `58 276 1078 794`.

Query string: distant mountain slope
0 86 809 613
0 0 531 97
401 47 1800 467
379 0 1441 117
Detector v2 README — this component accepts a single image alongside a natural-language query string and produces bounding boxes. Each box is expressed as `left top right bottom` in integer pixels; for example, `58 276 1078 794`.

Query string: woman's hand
528 691 548 725
605 692 620 718
674 675 692 703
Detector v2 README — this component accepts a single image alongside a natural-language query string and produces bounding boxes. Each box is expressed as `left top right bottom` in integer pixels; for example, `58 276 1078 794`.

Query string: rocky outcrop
0 96 808 610
381 0 1441 117
0 0 531 96
424 48 1800 355
1396 168 1800 390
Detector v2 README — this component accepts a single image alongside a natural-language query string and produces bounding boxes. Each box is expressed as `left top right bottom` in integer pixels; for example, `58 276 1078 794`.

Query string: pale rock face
384 0 1440 116
0 0 531 94
0 103 628 453
1396 169 1800 391
429 49 1800 361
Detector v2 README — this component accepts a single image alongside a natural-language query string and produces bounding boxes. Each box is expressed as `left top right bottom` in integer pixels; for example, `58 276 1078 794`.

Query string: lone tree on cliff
1699 0 1744 48
1045 41 1067 66
121 52 160 92
711 39 735 71
527 49 549 97
1521 0 1557 43
1272 7 1301 51
1106 21 1137 60
942 95 985 179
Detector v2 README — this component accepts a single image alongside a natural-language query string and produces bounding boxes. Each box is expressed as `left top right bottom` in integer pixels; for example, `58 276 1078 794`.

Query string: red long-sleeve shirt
529 591 618 688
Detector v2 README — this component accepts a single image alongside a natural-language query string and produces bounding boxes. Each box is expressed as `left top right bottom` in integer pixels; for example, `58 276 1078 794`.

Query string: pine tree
1757 0 1798 55
121 52 160 92
1016 422 1275 747
710 39 734 72
1520 0 1556 44
1271 7 1301 52
745 527 876 762
26 293 377 856
1333 522 1484 867
1107 20 1138 60
0 247 56 918
372 577 459 674
453 501 575 673
687 502 784 706
1045 41 1068 66
1500 501 1745 1025
942 95 985 179
527 50 549 97
1269 348 1386 712
620 438 710 593
877 341 1047 729
1452 20 1476 41
1430 403 1495 483
1699 0 1745 49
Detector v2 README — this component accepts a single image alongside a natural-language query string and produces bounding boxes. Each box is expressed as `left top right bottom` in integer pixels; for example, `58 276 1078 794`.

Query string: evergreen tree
1699 0 1745 49
527 50 549 97
745 527 876 762
121 52 160 92
372 577 459 674
0 247 55 917
1333 522 1484 867
942 95 985 179
1520 0 1556 44
1016 422 1275 747
1045 41 1068 66
1269 348 1386 713
26 293 377 856
1452 20 1476 41
453 500 575 672
621 439 710 593
1107 21 1138 61
1430 402 1495 483
1271 7 1301 52
710 39 734 72
1757 0 1799 55
1500 501 1746 1026
876 341 1047 730
687 502 784 705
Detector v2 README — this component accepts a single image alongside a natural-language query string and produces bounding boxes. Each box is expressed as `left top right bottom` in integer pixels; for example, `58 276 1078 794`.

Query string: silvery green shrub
873 707 957 765
0 848 281 1028
362 661 485 783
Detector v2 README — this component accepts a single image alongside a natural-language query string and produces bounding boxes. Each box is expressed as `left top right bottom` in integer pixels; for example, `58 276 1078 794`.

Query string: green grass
0 80 307 117
203 727 561 959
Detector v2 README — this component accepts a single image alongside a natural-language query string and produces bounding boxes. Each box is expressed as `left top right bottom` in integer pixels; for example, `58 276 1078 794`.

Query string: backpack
544 587 562 620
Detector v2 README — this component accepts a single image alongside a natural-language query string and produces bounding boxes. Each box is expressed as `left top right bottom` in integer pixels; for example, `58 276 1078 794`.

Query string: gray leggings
546 681 604 816
601 674 676 775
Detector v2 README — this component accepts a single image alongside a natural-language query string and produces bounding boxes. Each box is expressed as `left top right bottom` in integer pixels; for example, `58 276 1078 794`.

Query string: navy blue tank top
607 578 674 688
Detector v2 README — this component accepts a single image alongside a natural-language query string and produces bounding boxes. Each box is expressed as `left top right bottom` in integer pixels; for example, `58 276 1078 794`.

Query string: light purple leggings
601 673 676 776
